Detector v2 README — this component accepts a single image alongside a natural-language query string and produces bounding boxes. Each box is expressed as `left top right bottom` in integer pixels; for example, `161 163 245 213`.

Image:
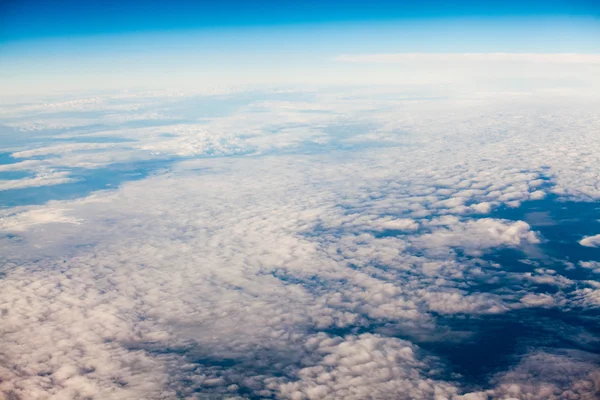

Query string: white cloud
579 261 600 274
335 53 600 64
579 234 600 248
0 149 576 397
0 170 75 191
0 208 81 232
1 85 600 399
529 190 546 200
415 219 540 256
520 293 556 308
488 351 600 400
11 143 119 159
278 333 460 400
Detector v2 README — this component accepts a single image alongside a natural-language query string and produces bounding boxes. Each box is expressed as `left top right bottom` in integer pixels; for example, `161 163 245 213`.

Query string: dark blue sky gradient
1 0 599 42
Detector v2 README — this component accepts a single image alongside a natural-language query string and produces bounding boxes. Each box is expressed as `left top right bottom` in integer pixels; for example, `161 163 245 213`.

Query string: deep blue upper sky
1 0 599 41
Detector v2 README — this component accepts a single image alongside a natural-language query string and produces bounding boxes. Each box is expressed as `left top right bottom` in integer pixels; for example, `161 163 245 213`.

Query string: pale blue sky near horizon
1 1 599 95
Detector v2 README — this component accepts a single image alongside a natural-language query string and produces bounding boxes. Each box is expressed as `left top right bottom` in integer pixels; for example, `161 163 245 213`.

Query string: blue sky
1 0 599 41
1 0 599 95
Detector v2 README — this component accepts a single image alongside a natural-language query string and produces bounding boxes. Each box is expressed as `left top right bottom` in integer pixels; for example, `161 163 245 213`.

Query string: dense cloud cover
1 86 600 399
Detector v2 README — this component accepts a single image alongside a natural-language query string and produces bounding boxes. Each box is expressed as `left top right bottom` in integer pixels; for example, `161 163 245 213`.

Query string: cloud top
580 234 600 248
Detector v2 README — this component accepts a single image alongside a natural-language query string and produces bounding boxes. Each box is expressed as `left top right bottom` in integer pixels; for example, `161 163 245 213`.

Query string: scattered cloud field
1 85 600 399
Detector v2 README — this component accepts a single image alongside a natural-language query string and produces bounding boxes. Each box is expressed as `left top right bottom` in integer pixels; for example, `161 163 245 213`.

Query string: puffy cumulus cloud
579 234 600 248
572 282 600 309
519 269 575 290
1 86 600 399
414 219 540 256
419 290 509 315
0 150 590 399
529 190 546 200
0 265 174 399
277 333 460 400
579 261 600 274
519 293 556 308
363 217 420 232
488 351 600 400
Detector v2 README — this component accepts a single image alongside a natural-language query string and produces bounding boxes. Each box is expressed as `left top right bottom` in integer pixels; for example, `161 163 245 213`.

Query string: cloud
519 293 556 308
1 85 600 399
579 261 600 274
0 208 81 232
488 350 600 400
415 218 540 256
0 149 584 398
529 190 546 200
11 143 120 159
579 234 600 248
0 170 75 191
335 53 600 64
278 333 460 400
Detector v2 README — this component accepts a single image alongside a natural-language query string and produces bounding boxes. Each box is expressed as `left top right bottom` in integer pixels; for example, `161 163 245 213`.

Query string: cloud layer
1 86 600 399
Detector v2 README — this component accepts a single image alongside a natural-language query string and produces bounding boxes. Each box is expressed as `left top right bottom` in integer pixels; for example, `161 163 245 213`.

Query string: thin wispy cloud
335 53 600 64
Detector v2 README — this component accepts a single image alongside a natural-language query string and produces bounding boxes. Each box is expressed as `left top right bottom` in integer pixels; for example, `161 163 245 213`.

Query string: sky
0 0 599 95
2 0 598 40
